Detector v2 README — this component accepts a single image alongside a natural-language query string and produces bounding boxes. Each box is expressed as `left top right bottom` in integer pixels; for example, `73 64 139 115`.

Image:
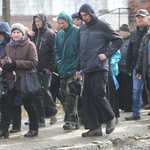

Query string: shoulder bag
20 71 42 99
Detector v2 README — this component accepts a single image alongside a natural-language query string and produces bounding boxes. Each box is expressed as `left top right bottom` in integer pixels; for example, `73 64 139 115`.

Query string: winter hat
11 23 25 35
119 24 130 32
71 12 79 18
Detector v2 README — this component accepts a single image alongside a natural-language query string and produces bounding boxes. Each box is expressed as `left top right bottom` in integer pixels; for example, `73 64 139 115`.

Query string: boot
82 128 102 137
0 130 9 139
24 130 38 137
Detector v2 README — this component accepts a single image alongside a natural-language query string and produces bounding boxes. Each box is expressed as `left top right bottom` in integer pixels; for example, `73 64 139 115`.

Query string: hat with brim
136 9 149 17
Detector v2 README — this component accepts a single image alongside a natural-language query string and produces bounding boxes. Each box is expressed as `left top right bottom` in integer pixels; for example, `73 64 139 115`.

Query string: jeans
132 69 144 116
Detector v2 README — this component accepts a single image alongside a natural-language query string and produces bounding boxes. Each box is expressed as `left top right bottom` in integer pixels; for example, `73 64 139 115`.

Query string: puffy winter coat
3 37 38 90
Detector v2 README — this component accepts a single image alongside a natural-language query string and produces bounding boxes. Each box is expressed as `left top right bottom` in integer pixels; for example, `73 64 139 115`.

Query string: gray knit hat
11 23 25 35
119 24 130 32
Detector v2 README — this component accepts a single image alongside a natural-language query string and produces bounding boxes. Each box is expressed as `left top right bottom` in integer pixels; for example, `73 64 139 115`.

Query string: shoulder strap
62 28 75 57
62 27 75 50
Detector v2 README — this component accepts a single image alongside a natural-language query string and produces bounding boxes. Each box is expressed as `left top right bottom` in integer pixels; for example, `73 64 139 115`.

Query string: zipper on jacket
36 29 40 47
39 37 43 50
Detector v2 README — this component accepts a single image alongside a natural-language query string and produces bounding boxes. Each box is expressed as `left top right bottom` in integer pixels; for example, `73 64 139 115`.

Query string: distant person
107 49 121 123
76 4 123 137
125 9 149 121
117 24 133 112
49 17 62 106
71 12 84 124
71 12 83 27
52 17 61 33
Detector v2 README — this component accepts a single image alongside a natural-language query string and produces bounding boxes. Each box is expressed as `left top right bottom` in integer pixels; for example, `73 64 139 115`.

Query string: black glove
3 62 16 72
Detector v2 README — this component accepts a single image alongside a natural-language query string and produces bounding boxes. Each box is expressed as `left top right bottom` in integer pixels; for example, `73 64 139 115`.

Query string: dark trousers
1 88 38 131
107 75 120 118
33 97 45 123
50 73 61 103
36 73 58 117
82 71 115 130
12 105 21 129
142 81 149 106
117 73 132 112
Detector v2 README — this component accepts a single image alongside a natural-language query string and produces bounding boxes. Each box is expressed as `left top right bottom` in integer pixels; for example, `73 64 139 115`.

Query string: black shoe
24 130 38 137
63 122 79 130
143 104 150 110
10 129 21 133
125 115 141 121
50 112 58 125
106 117 116 134
82 128 103 137
0 130 9 139
24 120 30 125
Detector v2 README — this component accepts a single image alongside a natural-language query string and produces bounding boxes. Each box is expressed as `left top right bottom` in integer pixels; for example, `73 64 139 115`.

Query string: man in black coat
27 13 58 126
76 4 123 137
125 9 149 121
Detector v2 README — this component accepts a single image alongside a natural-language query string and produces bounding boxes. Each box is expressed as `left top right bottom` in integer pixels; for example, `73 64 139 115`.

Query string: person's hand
76 71 82 80
0 59 4 66
43 69 53 76
136 74 142 79
28 30 35 36
3 62 16 72
98 54 107 61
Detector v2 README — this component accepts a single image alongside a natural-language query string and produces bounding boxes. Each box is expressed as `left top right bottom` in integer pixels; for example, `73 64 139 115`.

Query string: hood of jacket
78 4 98 26
0 22 11 38
57 11 73 28
32 13 48 32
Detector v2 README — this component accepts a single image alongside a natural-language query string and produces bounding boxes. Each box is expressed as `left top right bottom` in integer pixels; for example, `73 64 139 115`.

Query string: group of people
0 3 150 139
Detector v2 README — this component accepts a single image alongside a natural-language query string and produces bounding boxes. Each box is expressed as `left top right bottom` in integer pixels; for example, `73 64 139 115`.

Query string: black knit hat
119 24 130 32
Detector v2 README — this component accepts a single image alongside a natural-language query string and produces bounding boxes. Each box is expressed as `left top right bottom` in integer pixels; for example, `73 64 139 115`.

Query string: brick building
129 0 150 29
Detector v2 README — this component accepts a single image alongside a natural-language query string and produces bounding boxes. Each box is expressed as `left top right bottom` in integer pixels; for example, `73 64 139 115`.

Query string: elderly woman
0 23 39 138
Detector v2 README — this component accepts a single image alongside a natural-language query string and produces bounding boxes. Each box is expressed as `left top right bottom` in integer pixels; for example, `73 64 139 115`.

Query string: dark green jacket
54 11 79 78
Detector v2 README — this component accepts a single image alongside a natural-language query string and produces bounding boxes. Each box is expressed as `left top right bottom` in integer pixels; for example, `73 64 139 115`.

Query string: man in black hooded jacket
27 13 58 126
76 4 123 137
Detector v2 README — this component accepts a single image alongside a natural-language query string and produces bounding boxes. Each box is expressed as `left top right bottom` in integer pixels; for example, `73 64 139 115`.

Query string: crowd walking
0 3 150 141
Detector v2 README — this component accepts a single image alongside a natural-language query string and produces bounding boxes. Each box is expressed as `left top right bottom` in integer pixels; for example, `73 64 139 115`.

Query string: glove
3 62 16 72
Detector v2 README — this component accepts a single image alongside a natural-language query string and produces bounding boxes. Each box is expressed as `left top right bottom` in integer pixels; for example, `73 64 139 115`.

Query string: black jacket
76 19 123 73
118 36 130 74
126 25 149 71
31 13 56 72
135 31 150 79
